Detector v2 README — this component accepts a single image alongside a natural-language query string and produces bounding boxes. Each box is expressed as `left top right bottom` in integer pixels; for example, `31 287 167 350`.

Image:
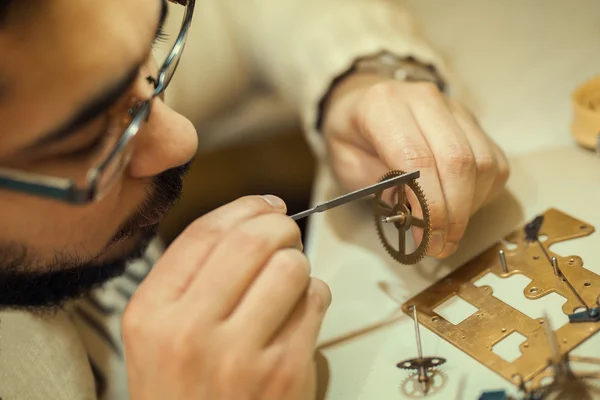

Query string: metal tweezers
290 170 420 221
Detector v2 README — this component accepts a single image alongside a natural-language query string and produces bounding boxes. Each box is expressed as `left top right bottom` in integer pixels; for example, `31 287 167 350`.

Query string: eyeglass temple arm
0 173 93 204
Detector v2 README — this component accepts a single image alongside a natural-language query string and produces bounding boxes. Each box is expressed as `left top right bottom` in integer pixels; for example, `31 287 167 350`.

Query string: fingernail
310 281 332 312
261 195 286 210
429 230 445 256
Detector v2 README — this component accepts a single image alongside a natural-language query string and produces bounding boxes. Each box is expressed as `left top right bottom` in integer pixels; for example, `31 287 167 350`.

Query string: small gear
396 357 446 370
373 170 431 264
400 368 448 398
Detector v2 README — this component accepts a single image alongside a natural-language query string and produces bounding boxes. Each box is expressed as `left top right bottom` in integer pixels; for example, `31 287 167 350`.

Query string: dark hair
0 0 15 25
0 0 15 100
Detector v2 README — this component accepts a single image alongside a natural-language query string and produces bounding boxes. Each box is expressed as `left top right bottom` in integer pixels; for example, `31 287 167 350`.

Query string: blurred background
157 90 316 245
153 1 324 246
155 0 600 248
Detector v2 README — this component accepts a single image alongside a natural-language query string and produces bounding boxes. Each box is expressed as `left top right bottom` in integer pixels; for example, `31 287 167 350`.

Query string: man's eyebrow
25 64 141 151
24 0 169 152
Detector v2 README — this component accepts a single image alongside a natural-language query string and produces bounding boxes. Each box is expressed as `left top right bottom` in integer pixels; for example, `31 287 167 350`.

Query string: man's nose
127 100 198 179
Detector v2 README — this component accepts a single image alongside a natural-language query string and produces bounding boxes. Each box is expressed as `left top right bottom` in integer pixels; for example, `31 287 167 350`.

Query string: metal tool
396 305 446 395
373 170 431 264
290 170 420 221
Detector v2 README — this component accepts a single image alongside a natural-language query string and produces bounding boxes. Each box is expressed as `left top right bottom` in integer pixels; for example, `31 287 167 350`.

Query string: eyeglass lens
93 2 193 199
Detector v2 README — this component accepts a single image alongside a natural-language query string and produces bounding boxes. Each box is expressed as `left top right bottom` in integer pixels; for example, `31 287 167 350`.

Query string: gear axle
373 170 431 264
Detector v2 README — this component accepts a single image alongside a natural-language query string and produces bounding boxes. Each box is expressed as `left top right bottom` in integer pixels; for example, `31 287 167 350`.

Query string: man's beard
0 161 191 311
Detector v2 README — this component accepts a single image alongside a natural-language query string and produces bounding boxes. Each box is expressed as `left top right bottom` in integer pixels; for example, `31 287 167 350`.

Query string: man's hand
122 196 331 400
322 73 509 259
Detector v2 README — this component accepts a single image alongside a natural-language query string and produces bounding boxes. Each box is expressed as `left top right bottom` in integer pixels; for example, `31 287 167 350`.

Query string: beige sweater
162 0 454 158
0 1 451 399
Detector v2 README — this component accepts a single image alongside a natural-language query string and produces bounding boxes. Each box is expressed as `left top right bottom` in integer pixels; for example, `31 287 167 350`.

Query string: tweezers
290 170 419 221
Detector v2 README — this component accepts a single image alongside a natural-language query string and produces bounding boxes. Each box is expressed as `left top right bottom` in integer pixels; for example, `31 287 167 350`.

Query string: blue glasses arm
0 171 92 204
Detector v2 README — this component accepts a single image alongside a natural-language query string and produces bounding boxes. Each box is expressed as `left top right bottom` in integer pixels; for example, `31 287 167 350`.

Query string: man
0 0 509 399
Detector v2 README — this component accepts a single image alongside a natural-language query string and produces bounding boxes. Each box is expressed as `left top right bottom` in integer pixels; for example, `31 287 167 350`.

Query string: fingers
484 139 510 205
327 136 391 197
448 101 497 213
259 278 331 400
286 278 331 350
270 278 331 347
408 84 477 258
227 248 311 347
356 83 448 256
449 101 510 211
180 212 303 320
135 195 287 306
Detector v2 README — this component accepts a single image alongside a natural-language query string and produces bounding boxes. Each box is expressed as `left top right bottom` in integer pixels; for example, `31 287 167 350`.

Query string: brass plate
401 208 600 387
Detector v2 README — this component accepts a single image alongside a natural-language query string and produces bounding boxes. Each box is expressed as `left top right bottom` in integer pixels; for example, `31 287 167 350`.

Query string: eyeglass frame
0 0 196 205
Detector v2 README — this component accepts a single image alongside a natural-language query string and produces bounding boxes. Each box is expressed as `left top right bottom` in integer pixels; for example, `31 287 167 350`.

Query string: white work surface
305 1 600 399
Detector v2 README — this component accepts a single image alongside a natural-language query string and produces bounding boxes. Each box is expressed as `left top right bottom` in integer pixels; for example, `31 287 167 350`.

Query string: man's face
0 0 198 308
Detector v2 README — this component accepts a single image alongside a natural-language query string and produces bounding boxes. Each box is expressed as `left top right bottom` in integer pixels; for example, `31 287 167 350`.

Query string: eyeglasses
0 0 196 205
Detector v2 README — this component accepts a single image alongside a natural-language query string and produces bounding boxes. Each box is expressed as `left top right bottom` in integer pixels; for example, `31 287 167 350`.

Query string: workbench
305 1 600 398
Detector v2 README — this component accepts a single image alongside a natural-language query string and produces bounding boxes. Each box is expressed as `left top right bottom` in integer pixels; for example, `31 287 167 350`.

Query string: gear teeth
373 170 432 265
399 368 448 399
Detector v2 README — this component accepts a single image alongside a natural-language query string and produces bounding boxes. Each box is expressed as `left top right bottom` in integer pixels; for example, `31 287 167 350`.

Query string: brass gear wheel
373 170 431 264
399 368 447 399
396 357 446 371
